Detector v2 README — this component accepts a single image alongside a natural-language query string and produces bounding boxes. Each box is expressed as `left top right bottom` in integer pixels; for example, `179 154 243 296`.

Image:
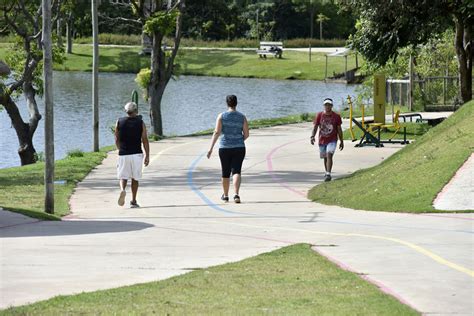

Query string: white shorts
319 141 337 159
117 153 144 180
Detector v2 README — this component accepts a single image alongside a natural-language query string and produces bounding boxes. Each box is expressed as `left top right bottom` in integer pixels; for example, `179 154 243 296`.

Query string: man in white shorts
310 98 344 182
115 102 149 208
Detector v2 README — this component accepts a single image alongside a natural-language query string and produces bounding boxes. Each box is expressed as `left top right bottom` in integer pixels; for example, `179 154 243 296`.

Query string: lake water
0 72 357 169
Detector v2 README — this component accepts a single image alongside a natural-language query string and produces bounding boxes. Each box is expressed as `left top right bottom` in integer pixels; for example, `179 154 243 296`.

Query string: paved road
1 122 473 315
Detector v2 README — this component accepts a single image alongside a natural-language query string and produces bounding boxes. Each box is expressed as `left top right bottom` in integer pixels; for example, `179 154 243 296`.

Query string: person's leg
131 179 139 203
117 155 129 206
233 173 241 195
129 154 144 207
319 144 328 175
230 147 245 202
326 153 334 173
324 142 337 181
222 178 230 197
219 148 232 200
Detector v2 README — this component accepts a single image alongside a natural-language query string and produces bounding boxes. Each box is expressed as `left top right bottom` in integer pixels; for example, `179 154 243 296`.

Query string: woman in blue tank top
207 95 249 203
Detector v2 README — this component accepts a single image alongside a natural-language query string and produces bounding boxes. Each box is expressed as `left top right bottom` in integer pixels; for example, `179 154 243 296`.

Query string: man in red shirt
310 98 344 182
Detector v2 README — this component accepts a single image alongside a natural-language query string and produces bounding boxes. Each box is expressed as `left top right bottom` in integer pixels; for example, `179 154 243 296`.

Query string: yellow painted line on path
142 139 204 172
205 220 474 278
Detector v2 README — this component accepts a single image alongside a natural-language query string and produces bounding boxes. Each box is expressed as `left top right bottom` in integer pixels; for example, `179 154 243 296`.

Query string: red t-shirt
314 111 342 145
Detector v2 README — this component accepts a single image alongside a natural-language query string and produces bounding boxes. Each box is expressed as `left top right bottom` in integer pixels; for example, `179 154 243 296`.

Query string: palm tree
316 13 330 40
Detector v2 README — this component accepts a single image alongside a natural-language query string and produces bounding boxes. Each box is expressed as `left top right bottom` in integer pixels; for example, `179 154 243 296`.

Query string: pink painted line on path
266 139 473 221
266 139 307 198
313 247 421 314
418 214 473 221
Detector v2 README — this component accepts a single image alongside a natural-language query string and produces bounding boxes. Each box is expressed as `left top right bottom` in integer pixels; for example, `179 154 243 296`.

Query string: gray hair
124 102 138 114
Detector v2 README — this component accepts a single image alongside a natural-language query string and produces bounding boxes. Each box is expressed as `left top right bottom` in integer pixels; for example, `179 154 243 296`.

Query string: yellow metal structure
373 73 386 124
381 110 402 140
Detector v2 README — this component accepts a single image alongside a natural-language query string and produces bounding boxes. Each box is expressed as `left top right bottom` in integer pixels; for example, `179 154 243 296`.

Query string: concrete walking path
1 122 473 315
434 153 474 211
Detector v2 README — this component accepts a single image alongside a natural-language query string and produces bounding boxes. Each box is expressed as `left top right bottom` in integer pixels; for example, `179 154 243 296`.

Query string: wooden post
400 82 404 106
355 52 358 68
325 55 328 79
344 55 347 79
92 0 99 152
443 69 448 105
408 54 414 111
43 0 54 214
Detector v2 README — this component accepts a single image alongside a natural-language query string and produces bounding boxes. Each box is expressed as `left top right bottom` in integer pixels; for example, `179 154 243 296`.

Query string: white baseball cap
323 98 333 106
124 102 138 113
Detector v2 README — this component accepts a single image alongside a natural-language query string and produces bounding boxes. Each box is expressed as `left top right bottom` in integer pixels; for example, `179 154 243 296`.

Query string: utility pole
309 0 314 62
43 0 54 214
92 0 99 152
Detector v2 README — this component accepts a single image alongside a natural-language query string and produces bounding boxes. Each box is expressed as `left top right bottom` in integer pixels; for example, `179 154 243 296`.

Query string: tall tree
42 0 55 213
339 0 473 103
0 0 63 165
316 13 329 40
132 0 185 136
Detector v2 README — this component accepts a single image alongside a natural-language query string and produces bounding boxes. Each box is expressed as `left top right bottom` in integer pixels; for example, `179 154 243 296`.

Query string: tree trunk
149 31 167 136
145 0 185 136
1 93 38 165
149 84 166 136
57 17 63 47
454 15 472 103
66 12 73 54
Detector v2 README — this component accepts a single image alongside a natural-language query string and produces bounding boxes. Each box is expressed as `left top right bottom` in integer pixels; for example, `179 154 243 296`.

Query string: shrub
67 149 84 158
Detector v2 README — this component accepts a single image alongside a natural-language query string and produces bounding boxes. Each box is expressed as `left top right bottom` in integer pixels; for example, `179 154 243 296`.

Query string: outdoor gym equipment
347 83 409 148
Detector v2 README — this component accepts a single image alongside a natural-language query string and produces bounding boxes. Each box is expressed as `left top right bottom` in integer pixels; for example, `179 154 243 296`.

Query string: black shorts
218 147 246 178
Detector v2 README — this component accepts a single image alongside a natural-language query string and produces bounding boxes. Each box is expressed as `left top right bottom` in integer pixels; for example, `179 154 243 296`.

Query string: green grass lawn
192 112 315 136
0 43 360 80
0 147 113 220
0 244 418 315
309 100 474 213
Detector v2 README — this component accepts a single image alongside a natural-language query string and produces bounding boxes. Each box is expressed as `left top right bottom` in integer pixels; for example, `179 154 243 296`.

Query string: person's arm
141 122 150 166
310 124 318 145
207 114 222 159
337 124 344 150
114 121 120 150
243 116 249 141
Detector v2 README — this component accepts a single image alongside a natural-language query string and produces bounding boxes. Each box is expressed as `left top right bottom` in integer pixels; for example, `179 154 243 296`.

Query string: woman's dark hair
226 95 237 108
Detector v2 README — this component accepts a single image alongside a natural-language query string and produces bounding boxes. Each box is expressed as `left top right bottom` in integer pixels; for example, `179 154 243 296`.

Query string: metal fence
386 76 461 110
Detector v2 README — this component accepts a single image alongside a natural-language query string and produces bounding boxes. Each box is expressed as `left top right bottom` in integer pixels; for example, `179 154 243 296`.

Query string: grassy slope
0 43 359 80
309 101 474 213
1 244 418 315
0 147 112 220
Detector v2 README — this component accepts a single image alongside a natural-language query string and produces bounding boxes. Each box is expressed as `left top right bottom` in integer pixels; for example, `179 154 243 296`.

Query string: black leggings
219 147 246 178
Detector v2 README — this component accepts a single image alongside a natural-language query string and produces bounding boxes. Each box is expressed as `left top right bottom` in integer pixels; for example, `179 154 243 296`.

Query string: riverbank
0 43 360 80
0 147 113 220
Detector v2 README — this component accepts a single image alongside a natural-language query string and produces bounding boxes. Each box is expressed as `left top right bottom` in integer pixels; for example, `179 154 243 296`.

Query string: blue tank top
220 111 245 149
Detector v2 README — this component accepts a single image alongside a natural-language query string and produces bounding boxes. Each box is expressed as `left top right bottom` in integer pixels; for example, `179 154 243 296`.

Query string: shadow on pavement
0 220 154 238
